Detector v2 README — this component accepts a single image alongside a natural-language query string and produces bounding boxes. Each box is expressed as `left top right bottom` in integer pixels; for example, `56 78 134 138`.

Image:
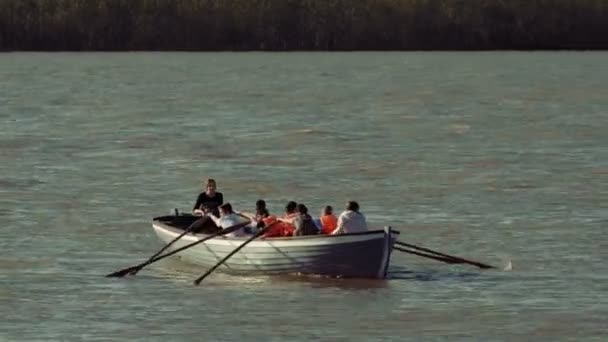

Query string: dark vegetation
1 0 607 51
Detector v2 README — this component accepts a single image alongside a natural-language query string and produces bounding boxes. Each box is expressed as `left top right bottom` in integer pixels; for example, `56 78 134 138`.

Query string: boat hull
152 219 397 279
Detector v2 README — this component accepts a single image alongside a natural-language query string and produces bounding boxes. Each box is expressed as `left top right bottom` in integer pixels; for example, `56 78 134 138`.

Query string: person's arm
277 216 295 225
208 213 222 227
237 212 257 229
238 211 256 221
313 217 322 232
193 193 204 215
330 213 345 235
292 216 304 236
193 193 201 211
360 213 369 230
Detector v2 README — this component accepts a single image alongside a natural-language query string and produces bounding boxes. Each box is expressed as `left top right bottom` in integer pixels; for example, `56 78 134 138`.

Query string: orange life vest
262 215 277 227
262 216 283 237
320 214 337 234
263 213 297 238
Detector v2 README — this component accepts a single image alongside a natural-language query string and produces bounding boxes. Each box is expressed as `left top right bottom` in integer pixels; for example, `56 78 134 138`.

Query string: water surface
1 52 607 341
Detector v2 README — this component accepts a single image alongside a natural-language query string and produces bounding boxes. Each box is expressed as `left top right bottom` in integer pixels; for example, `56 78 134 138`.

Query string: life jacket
281 222 295 237
261 215 277 227
261 216 283 237
319 214 337 234
262 213 297 238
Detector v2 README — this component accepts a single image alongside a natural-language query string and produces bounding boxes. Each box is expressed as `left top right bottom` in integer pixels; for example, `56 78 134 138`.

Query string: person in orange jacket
319 205 337 234
265 201 298 237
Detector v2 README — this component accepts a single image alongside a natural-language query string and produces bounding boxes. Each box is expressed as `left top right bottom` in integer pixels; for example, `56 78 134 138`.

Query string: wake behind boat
152 214 399 279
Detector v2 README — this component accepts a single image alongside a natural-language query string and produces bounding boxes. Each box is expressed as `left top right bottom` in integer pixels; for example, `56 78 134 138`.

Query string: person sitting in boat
241 199 269 222
241 199 271 234
292 204 318 236
264 201 297 238
276 203 317 236
331 201 368 235
254 208 279 233
192 178 223 217
319 205 338 234
208 203 247 237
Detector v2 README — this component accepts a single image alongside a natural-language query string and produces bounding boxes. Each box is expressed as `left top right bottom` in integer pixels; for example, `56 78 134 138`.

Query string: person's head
219 202 233 216
346 201 359 212
255 199 268 216
323 205 333 216
296 203 308 215
205 178 217 194
285 201 297 214
256 199 266 210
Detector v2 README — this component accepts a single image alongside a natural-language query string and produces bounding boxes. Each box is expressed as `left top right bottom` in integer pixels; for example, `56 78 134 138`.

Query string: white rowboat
152 215 398 279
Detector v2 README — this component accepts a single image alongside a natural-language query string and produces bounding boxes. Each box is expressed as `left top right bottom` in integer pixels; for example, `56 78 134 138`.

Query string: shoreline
1 48 607 53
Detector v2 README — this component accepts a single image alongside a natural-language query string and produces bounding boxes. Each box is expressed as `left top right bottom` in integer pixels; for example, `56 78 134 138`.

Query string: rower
192 178 223 217
240 199 271 234
208 203 247 237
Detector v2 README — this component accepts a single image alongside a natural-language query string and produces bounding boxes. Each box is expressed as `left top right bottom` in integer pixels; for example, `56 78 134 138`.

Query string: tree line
1 0 607 51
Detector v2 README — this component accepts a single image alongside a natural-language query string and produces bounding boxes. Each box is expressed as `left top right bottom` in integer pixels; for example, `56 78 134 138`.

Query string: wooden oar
106 216 208 278
105 220 250 278
193 227 267 285
394 246 460 264
129 216 218 276
394 241 495 269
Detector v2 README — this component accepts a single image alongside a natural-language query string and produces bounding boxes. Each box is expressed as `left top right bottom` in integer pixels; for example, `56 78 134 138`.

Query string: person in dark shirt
192 178 224 217
253 199 269 220
292 204 318 236
240 199 271 234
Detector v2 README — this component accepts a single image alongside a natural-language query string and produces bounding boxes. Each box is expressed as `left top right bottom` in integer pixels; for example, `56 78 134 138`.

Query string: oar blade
106 219 251 280
105 266 138 278
104 216 208 278
394 246 460 264
128 266 144 275
193 269 213 285
394 240 496 269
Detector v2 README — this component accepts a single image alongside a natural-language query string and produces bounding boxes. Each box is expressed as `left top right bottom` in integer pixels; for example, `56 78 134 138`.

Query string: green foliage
0 0 606 50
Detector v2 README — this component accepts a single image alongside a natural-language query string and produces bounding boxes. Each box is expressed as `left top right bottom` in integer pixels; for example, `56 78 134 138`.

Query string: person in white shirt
208 203 248 237
331 201 368 235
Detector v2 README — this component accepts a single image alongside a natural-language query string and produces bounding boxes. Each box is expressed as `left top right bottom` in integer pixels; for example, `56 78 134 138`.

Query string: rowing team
190 178 369 238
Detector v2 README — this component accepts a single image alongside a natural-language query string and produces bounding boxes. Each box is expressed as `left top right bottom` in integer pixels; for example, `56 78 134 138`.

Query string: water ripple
0 52 606 341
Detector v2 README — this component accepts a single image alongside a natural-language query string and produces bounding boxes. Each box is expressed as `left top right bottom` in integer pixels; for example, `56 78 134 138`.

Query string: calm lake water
1 52 607 341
